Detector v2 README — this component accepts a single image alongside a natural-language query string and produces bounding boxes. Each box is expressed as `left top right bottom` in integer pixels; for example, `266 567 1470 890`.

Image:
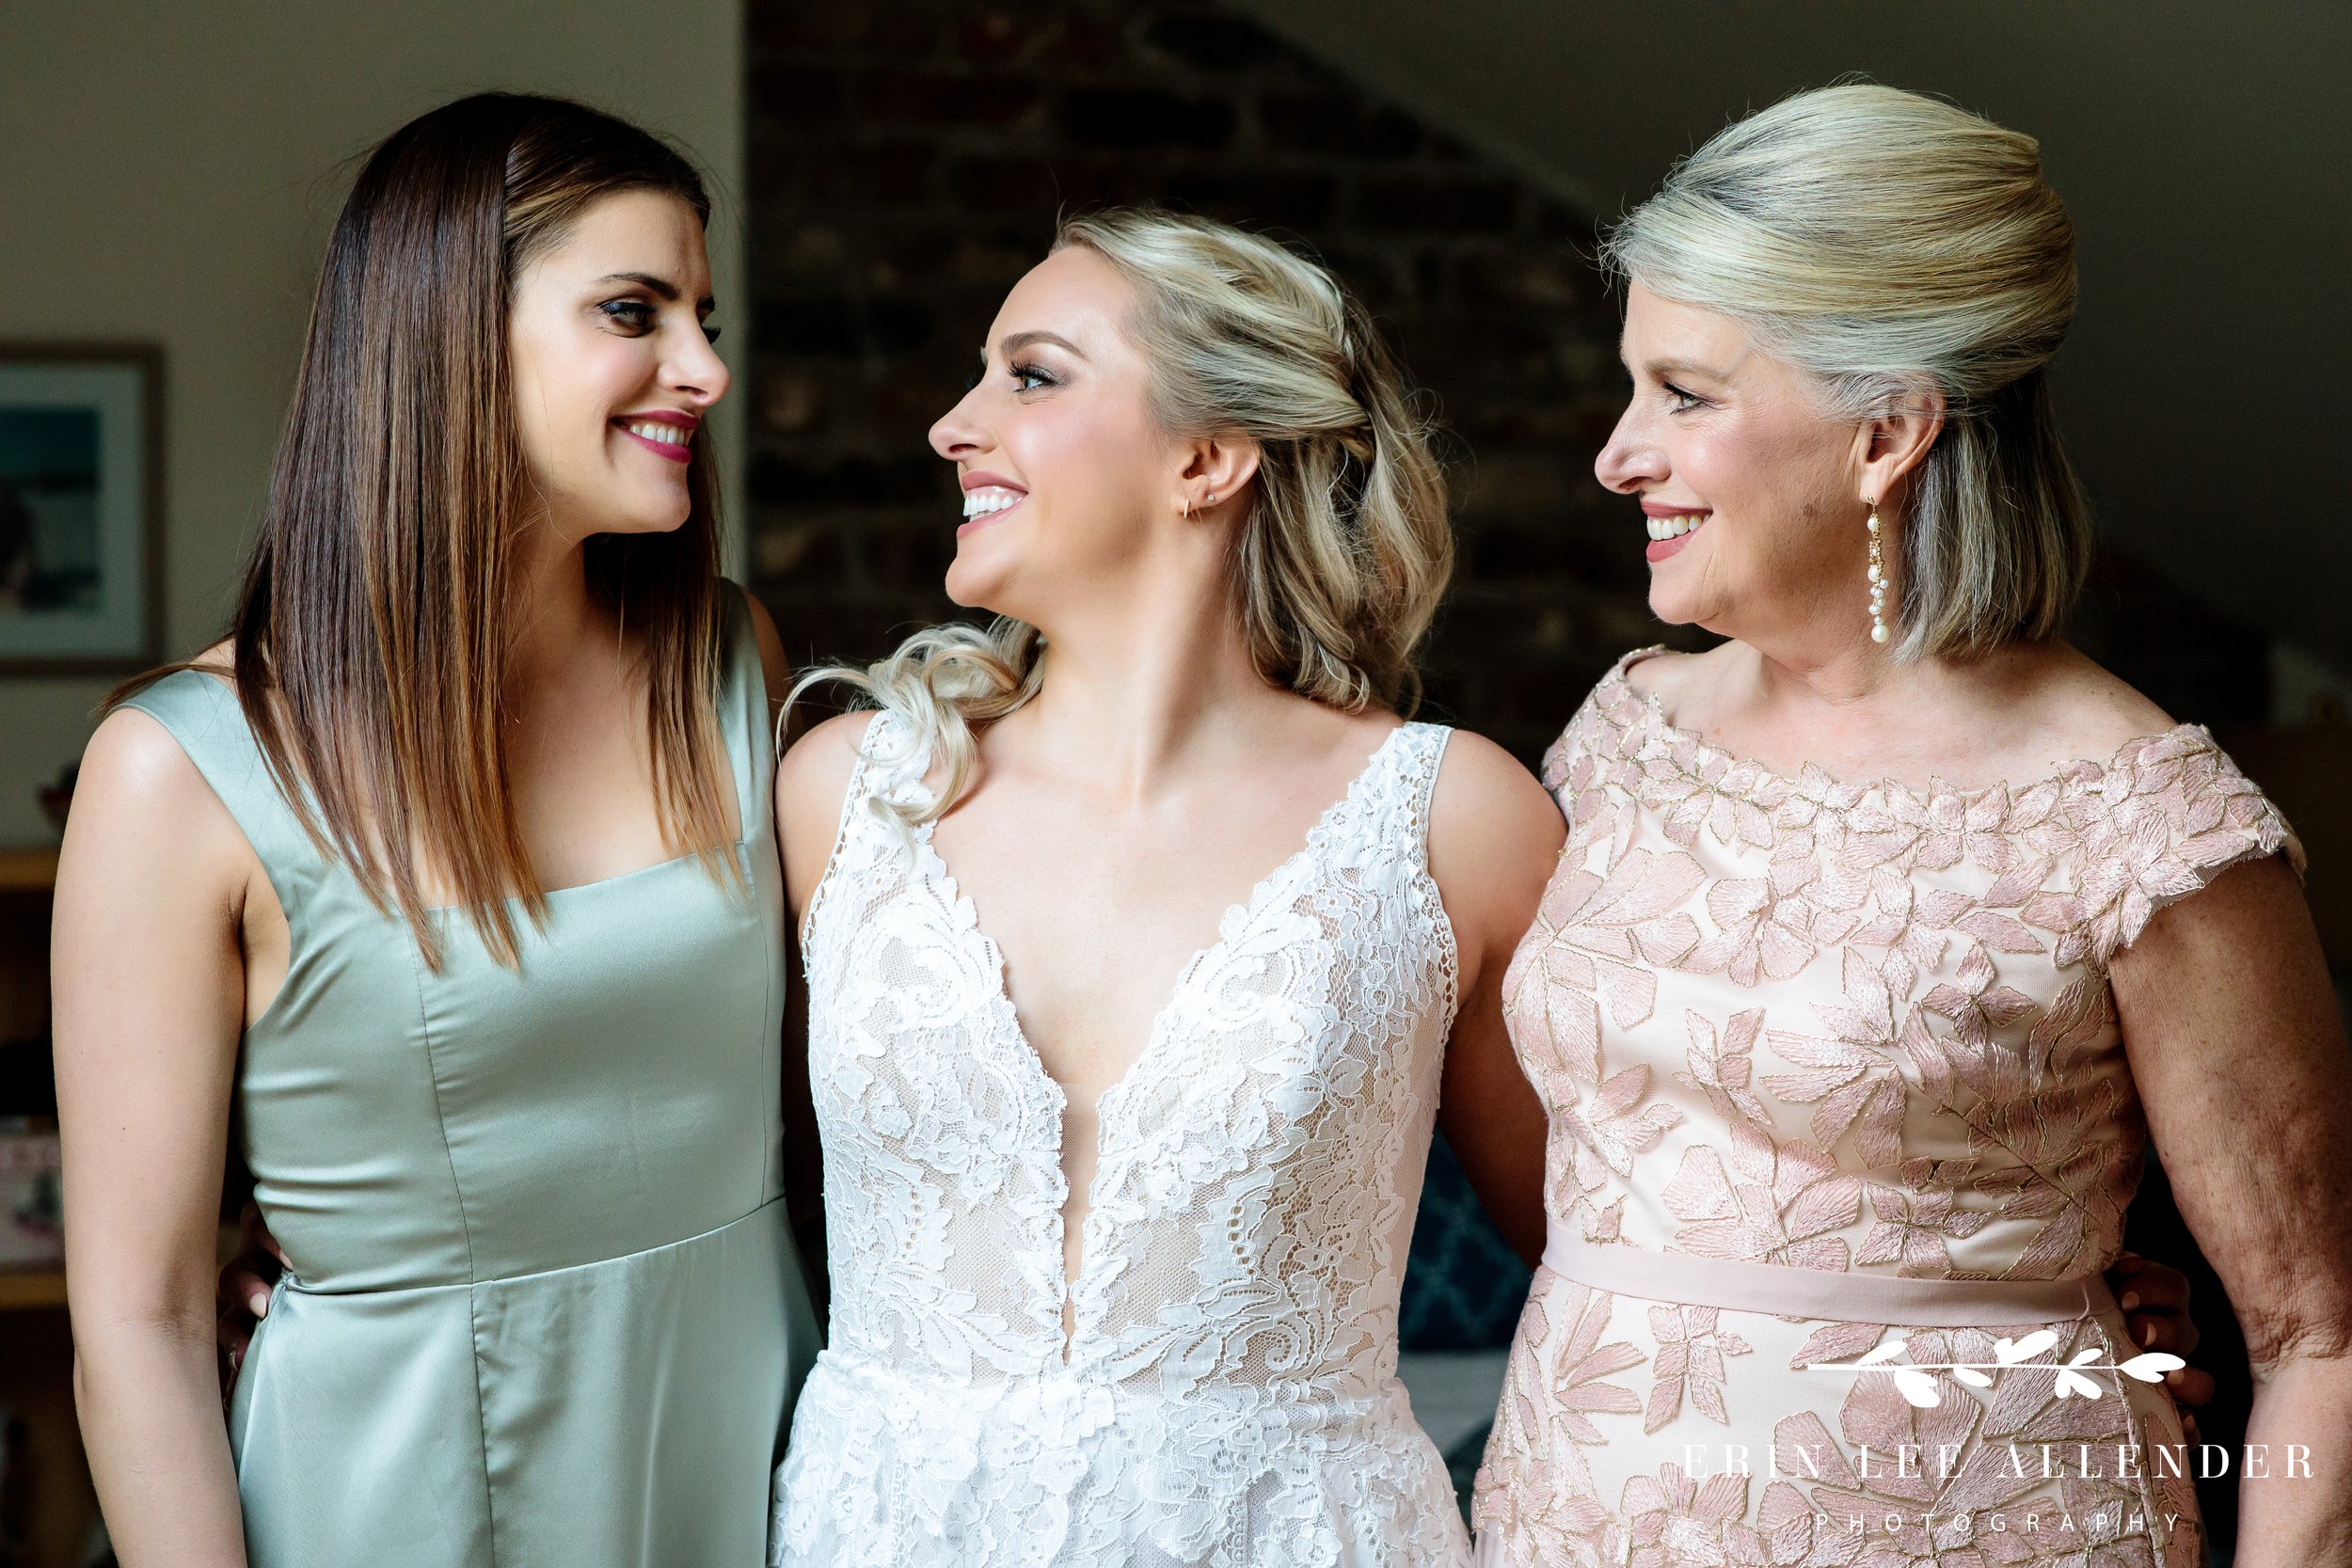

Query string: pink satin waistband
1540 1227 2115 1327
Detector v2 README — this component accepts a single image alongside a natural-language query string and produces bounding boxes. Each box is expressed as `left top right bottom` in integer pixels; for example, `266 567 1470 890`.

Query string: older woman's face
1596 283 1869 648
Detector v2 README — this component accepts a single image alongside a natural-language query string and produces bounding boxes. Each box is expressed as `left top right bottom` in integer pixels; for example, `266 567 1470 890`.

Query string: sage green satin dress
119 587 818 1568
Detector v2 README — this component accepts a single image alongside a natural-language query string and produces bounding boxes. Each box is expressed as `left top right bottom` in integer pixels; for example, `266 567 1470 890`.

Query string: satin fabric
122 585 818 1567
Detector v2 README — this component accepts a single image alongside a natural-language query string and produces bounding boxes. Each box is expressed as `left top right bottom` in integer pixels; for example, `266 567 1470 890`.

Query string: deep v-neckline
912 721 1413 1124
900 721 1414 1346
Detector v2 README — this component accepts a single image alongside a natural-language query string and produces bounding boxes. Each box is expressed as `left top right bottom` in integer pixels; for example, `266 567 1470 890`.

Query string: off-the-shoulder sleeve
2061 728 2303 967
1541 648 1659 799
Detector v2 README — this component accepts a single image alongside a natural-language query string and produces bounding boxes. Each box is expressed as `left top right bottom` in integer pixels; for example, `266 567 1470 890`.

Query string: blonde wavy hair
794 208 1452 823
1604 83 2092 660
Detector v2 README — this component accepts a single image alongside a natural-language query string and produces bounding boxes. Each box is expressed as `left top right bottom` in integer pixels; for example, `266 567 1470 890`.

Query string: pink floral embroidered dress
1473 650 2300 1568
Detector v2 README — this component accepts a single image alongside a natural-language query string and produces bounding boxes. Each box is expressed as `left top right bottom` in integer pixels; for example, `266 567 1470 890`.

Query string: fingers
2166 1366 2217 1412
241 1200 293 1271
2115 1258 2193 1314
219 1260 274 1323
2109 1256 2201 1359
217 1204 283 1363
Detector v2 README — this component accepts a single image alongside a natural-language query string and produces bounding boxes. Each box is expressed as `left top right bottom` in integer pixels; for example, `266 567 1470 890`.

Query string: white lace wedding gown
771 711 1472 1568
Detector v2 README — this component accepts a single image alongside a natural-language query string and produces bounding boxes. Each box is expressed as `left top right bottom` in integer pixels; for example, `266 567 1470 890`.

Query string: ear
1174 433 1262 517
1854 387 1946 507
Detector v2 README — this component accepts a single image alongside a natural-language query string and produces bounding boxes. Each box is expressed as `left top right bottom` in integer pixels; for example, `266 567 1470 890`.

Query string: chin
944 528 1029 611
941 556 1002 610
605 501 691 537
1646 585 1703 628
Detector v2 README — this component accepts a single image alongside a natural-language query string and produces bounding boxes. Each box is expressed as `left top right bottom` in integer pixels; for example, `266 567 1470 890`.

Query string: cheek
510 324 647 468
1009 404 1161 527
1688 419 1848 574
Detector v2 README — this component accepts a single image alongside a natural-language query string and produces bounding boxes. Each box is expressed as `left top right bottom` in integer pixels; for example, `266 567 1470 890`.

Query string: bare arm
771 710 877 1300
775 710 878 932
54 709 254 1568
1425 731 1565 1268
2114 854 2352 1568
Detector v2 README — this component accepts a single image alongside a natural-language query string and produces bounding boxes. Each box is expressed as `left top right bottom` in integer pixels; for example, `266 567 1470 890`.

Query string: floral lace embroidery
1475 650 2296 1567
777 713 1470 1567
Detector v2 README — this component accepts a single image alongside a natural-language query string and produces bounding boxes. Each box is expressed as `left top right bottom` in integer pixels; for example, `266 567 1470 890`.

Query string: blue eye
1663 382 1705 413
1010 361 1057 392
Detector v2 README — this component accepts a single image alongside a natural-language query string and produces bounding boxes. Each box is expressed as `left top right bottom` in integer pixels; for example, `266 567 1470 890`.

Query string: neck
1013 549 1281 807
503 515 608 694
1745 627 1906 712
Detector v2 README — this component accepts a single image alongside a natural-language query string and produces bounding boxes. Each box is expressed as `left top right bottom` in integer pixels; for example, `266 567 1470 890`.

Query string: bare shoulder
1619 640 1734 710
1427 727 1565 909
775 709 882 916
1430 728 1558 833
736 585 790 706
775 710 879 822
2007 642 2181 765
78 704 209 810
62 705 248 900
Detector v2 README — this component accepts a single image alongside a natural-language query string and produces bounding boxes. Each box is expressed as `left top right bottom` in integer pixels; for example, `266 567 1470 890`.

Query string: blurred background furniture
0 847 95 1568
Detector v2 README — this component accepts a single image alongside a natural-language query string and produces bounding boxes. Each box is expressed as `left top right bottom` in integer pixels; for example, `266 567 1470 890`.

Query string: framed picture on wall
0 345 163 673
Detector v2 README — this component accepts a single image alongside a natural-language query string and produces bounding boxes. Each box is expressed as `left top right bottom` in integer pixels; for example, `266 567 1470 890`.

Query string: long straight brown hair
119 94 736 968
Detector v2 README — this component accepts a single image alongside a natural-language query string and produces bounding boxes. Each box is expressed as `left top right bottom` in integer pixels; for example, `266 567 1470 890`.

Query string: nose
662 322 731 410
1594 398 1666 496
929 382 990 463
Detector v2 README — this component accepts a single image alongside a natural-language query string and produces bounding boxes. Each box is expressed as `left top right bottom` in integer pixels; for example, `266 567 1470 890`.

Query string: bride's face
928 246 1186 622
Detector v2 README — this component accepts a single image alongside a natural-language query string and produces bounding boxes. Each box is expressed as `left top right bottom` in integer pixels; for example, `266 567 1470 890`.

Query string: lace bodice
774 712 1471 1567
1512 650 2300 1280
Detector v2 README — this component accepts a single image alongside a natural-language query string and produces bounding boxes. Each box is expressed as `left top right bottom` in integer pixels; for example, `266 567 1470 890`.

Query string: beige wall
0 0 745 845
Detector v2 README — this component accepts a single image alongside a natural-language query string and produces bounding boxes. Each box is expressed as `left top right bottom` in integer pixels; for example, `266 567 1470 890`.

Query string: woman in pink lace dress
1473 87 2352 1568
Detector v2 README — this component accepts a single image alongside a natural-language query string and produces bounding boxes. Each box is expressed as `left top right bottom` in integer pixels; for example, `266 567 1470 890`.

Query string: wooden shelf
0 1267 67 1309
0 847 60 892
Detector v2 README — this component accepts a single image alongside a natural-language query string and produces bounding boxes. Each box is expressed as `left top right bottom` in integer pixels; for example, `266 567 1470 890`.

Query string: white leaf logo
2054 1347 2106 1400
2119 1353 2185 1384
1853 1340 1909 1367
1949 1366 1994 1388
1892 1367 1945 1408
1993 1330 2059 1365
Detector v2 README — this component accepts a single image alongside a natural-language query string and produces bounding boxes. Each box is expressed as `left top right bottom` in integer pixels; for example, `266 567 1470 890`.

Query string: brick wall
743 0 1675 763
740 0 2271 751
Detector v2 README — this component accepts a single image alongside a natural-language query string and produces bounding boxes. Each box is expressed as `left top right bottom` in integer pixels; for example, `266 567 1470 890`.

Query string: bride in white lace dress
766 210 1562 1567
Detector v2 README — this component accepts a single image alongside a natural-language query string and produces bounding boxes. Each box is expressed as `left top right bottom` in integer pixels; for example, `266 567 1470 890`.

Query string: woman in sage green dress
54 95 818 1568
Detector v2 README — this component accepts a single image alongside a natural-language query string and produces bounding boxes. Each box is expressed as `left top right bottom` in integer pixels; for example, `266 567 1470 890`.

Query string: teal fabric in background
119 585 818 1568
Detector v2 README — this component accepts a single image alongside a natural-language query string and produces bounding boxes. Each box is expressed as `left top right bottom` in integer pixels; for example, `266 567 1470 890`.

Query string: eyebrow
1628 355 1733 382
994 329 1086 360
596 272 717 311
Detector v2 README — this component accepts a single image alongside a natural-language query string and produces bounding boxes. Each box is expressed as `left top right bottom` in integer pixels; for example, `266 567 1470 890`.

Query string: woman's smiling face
1595 282 1874 651
506 189 728 544
927 245 1184 622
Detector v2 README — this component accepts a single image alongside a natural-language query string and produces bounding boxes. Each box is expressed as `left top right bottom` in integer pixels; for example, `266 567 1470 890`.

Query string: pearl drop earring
1866 504 1889 645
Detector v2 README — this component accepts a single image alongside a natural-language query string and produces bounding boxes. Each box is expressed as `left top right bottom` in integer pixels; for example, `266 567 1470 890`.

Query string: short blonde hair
1605 83 2091 659
798 209 1452 823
